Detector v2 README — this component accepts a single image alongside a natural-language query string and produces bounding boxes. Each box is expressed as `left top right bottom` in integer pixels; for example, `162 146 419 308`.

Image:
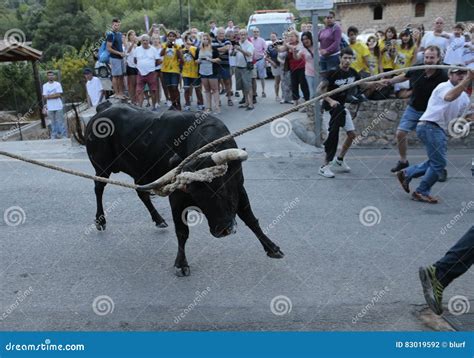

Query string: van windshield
248 23 294 41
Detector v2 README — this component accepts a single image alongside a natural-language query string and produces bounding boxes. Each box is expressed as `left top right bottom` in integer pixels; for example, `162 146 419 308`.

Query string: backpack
98 31 115 63
340 35 349 51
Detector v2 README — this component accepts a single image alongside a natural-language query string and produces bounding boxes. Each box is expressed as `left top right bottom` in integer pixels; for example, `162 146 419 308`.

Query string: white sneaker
318 165 335 178
330 158 351 172
166 100 172 107
183 106 191 111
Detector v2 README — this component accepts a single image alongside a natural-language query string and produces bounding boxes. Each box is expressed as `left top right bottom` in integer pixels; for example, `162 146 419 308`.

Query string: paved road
1 82 473 331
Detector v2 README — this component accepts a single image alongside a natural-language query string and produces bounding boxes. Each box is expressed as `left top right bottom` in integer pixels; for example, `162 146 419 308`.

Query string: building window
373 5 383 20
415 2 425 17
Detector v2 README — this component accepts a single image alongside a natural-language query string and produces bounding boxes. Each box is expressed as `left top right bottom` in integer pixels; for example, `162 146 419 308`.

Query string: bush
0 62 36 114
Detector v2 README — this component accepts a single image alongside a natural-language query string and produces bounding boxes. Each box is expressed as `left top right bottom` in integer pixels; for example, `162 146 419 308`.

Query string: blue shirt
106 31 123 59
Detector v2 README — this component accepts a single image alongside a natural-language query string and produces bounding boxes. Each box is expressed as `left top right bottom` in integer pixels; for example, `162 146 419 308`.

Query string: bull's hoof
156 220 169 228
95 221 106 231
266 249 284 259
175 266 191 277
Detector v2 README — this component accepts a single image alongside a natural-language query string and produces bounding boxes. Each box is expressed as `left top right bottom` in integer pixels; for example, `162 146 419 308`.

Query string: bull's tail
72 103 86 145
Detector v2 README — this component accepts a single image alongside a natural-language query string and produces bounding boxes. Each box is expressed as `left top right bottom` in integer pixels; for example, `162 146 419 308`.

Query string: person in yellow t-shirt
366 36 382 75
160 31 183 110
394 29 417 98
181 35 204 111
347 26 370 75
379 26 397 72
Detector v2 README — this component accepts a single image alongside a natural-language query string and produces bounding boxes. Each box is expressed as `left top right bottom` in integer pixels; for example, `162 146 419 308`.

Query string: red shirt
288 49 305 71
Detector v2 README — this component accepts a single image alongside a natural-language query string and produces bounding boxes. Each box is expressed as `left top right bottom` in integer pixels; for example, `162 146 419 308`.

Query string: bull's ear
169 153 183 168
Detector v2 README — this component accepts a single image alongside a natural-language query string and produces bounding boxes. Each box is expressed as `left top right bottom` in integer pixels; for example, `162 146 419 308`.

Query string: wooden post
32 60 46 128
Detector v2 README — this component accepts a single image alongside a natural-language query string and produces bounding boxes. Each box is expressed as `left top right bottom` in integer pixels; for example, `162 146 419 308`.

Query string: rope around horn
0 65 469 194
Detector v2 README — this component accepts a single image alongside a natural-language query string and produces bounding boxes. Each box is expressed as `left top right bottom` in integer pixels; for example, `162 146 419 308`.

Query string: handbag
246 62 254 71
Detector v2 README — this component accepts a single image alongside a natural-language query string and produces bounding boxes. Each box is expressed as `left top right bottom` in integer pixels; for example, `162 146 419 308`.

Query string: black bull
75 102 284 276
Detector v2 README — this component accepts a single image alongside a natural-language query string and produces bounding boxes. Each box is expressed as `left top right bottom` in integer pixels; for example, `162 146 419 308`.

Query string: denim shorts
398 105 424 132
110 57 125 76
319 54 340 73
163 72 180 87
218 65 231 80
183 77 201 88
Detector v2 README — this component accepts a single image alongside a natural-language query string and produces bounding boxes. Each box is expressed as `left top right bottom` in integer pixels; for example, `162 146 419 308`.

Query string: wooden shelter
0 40 46 128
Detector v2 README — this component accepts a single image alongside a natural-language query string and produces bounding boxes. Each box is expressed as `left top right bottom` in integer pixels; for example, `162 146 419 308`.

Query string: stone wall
294 99 474 148
335 0 457 33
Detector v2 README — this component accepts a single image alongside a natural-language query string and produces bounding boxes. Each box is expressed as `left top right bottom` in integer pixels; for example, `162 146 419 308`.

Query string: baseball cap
449 64 468 74
83 68 93 75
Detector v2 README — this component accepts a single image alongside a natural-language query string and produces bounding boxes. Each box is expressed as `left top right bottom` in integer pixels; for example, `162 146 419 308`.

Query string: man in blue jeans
396 67 472 203
419 226 474 315
383 46 448 178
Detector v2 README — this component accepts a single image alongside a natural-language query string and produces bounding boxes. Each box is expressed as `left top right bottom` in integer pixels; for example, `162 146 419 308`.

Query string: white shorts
394 80 410 92
322 108 355 133
271 65 282 77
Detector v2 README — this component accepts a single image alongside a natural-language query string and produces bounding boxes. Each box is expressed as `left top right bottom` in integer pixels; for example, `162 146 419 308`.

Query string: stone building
334 0 473 33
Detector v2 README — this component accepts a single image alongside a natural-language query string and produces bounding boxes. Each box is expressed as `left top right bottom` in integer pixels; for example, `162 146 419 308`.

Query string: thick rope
0 64 468 194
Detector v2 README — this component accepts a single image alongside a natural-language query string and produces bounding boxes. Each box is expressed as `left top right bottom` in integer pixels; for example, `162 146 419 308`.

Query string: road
1 81 473 331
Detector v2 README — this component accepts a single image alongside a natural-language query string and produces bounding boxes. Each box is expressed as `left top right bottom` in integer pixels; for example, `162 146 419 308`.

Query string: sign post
296 0 333 147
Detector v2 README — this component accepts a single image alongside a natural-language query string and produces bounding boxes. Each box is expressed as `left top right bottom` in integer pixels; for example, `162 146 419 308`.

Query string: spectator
296 32 316 98
412 24 425 63
394 29 417 98
463 28 474 96
190 27 201 47
160 31 183 110
152 35 166 107
318 11 341 76
133 35 160 111
234 29 255 110
250 27 267 99
107 18 126 99
209 20 218 36
347 26 370 76
225 20 235 33
213 28 234 107
444 23 466 65
182 36 204 111
42 71 66 139
198 33 221 113
376 30 385 42
419 17 450 59
306 23 313 33
395 68 472 203
278 32 293 104
300 23 308 34
285 30 309 106
379 26 397 72
265 32 283 101
366 35 382 75
124 30 138 104
83 68 104 107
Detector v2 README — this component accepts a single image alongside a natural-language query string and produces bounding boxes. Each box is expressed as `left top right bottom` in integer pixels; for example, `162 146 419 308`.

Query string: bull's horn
211 149 248 165
136 168 179 191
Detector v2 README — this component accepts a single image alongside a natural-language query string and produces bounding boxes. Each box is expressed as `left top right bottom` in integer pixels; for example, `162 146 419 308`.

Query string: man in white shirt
234 29 255 110
133 35 161 110
396 67 473 203
42 71 66 139
444 23 466 65
419 17 450 59
83 68 104 107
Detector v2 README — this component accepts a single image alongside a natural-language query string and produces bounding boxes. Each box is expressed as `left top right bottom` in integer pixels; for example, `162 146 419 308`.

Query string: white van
247 10 296 41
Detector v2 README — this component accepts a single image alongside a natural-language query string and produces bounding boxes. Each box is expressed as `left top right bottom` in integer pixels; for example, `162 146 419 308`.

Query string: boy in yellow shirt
160 31 183 110
347 26 370 76
181 36 204 111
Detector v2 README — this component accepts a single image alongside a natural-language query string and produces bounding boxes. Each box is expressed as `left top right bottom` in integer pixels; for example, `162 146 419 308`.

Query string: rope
0 64 469 195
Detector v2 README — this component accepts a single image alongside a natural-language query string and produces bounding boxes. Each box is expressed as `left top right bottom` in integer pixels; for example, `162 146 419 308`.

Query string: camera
167 41 173 48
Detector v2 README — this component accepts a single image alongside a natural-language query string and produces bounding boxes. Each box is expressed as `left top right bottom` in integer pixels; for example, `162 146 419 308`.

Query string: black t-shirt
405 67 448 111
326 68 361 104
211 39 231 66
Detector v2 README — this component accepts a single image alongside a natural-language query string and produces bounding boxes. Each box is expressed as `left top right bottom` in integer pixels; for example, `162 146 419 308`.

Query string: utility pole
179 0 184 33
311 10 322 147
